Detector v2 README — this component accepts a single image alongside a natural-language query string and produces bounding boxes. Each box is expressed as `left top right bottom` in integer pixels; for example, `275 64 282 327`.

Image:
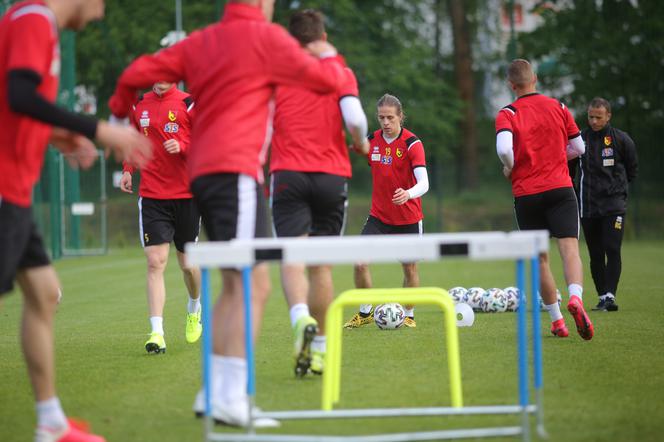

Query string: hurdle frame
186 230 549 442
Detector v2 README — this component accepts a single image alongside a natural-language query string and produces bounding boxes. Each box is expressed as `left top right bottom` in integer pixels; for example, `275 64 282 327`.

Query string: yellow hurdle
322 287 463 411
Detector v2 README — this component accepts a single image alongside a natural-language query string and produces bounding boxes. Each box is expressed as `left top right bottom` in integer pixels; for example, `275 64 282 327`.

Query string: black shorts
270 171 348 237
0 200 51 295
360 215 423 235
514 187 579 238
139 197 200 253
191 173 269 241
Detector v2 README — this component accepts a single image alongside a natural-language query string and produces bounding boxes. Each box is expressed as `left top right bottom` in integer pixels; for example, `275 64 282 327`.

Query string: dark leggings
581 215 625 297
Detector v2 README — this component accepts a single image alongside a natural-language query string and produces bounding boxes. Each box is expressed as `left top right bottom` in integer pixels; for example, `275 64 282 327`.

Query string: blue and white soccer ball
481 288 508 313
448 287 468 304
466 287 485 312
503 287 521 312
374 303 406 330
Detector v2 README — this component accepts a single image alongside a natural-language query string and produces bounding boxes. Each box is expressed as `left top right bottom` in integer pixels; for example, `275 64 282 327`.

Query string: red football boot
567 295 594 340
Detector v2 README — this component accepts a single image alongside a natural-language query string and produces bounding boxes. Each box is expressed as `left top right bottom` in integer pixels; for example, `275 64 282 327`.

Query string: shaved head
507 59 536 88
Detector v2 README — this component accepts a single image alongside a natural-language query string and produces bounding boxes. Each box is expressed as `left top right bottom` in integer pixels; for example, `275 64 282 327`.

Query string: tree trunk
448 0 478 189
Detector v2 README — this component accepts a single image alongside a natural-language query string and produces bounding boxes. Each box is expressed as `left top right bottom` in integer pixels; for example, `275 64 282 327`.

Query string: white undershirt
407 166 429 199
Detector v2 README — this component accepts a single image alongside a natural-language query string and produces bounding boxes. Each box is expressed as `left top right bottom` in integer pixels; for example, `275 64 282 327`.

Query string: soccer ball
448 287 468 304
466 287 485 312
481 288 508 313
374 303 406 330
503 287 521 312
537 290 562 311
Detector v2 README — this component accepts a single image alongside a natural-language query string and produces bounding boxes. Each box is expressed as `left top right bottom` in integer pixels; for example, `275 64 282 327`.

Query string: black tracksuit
570 124 638 298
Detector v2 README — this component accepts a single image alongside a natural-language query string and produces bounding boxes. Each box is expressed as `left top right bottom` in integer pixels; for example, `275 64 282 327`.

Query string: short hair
289 9 325 45
376 93 404 117
588 97 612 113
507 59 535 87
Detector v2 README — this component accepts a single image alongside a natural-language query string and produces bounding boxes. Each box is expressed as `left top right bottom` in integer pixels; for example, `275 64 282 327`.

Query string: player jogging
270 9 369 377
109 0 348 428
120 81 202 354
344 94 429 329
495 59 593 340
0 1 150 441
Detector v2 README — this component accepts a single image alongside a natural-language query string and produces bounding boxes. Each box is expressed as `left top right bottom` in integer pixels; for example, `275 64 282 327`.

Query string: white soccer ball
481 288 508 313
374 303 406 330
466 287 485 312
448 287 468 304
503 287 521 312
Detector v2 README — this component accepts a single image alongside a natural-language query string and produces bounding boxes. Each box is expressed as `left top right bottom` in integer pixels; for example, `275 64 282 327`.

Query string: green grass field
1 241 663 442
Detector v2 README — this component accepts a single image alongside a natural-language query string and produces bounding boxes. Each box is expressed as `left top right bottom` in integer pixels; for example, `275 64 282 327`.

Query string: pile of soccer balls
448 286 561 313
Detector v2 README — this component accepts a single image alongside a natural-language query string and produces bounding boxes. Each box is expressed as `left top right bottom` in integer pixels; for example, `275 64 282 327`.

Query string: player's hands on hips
163 139 181 154
120 171 133 193
96 120 152 167
392 188 410 205
306 40 337 58
50 128 99 170
502 166 512 179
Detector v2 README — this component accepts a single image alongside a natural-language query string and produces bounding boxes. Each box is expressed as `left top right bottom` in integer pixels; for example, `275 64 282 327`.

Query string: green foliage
2 242 664 441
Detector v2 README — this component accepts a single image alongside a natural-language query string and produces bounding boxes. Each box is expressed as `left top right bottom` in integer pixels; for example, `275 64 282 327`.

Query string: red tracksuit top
109 3 346 184
123 87 193 199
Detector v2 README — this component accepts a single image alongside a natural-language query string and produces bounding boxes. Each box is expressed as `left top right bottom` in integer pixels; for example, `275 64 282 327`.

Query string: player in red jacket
119 82 201 354
495 59 593 340
108 0 347 427
0 1 150 442
269 9 369 378
344 94 429 329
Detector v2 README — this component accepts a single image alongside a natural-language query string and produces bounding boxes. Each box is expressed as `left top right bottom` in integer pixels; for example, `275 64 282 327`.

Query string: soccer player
270 9 369 377
108 0 348 427
570 97 638 312
344 94 429 329
119 81 202 353
0 1 151 441
495 59 593 340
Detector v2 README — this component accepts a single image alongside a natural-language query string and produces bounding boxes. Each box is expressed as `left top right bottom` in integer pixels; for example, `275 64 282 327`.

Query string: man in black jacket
571 97 638 312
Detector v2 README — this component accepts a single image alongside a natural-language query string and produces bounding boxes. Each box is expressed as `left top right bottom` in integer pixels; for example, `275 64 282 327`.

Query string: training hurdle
186 230 549 442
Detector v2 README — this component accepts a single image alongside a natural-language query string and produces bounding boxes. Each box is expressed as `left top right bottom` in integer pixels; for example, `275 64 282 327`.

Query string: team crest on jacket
168 110 177 122
604 136 612 146
396 148 403 158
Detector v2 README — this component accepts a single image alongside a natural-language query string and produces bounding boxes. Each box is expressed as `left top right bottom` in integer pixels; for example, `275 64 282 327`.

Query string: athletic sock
150 316 164 335
289 303 310 328
36 397 67 431
359 304 373 315
188 296 201 314
312 335 326 353
404 307 414 318
219 356 247 403
568 283 583 300
546 302 563 322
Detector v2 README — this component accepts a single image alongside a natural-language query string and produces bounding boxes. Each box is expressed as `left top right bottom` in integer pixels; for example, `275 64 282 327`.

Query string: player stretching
344 94 429 329
120 81 202 354
0 1 150 441
270 9 369 377
495 59 593 340
109 0 348 427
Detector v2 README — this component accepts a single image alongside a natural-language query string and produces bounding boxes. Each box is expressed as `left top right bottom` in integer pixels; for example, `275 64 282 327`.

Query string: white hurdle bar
186 230 550 442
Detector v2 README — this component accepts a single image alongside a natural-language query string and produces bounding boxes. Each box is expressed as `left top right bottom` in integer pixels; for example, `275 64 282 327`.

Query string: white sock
211 355 226 397
150 316 164 335
289 303 310 328
568 284 583 300
404 308 414 317
359 304 373 315
601 292 615 300
188 297 201 314
219 356 247 403
546 302 563 322
36 397 67 430
312 335 326 353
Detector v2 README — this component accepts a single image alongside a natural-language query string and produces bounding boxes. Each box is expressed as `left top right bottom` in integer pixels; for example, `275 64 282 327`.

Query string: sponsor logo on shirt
164 122 179 133
381 156 393 165
371 153 381 162
140 110 150 127
604 136 612 146
602 148 613 157
168 110 177 122
373 146 379 153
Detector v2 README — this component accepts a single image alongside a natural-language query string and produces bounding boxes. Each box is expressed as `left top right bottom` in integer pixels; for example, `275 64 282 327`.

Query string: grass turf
1 240 663 442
